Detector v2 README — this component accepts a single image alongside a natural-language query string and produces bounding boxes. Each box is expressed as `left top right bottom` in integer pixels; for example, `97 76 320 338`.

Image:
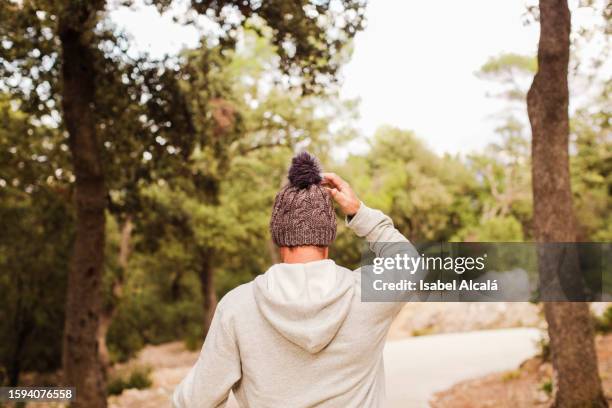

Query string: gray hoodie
173 204 412 408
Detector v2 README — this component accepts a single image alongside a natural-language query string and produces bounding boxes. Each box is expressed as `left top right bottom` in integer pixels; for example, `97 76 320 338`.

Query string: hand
322 172 361 216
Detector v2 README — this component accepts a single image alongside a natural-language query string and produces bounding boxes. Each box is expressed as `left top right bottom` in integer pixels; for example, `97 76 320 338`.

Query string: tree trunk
97 314 113 373
526 1 607 406
117 217 134 270
59 14 107 408
98 217 132 370
8 281 32 387
8 316 33 387
199 250 218 336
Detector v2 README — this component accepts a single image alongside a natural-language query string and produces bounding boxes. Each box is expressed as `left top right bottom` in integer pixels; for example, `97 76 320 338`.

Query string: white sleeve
172 300 241 408
347 202 413 257
348 203 427 304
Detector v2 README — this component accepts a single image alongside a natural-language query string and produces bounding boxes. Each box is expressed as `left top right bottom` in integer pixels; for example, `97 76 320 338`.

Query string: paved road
226 328 540 408
383 328 541 407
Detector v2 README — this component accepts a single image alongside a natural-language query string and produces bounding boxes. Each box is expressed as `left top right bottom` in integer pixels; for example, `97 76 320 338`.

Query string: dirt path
431 333 612 407
107 342 197 408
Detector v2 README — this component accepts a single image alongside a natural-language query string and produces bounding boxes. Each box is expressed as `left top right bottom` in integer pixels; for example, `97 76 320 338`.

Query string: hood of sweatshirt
253 259 355 354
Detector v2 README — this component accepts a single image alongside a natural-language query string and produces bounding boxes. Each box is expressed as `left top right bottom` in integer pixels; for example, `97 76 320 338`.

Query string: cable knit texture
270 152 336 247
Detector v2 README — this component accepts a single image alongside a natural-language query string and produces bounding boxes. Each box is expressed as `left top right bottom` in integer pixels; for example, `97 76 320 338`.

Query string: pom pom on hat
287 151 322 189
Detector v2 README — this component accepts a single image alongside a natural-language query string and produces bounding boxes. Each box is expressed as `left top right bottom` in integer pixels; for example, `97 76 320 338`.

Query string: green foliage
540 378 553 396
454 216 524 242
101 28 359 360
501 369 521 382
106 377 126 396
126 366 153 389
570 97 612 241
176 0 367 92
593 306 612 334
477 53 536 102
0 187 72 379
337 126 479 243
0 3 609 387
1 0 364 370
537 335 551 362
479 53 537 76
463 57 534 241
106 234 204 362
106 366 153 396
0 97 72 383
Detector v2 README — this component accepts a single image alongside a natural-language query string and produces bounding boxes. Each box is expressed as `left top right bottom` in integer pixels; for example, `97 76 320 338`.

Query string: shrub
501 370 521 382
411 327 434 337
540 378 553 396
107 376 128 396
127 366 153 389
107 366 153 396
536 334 551 362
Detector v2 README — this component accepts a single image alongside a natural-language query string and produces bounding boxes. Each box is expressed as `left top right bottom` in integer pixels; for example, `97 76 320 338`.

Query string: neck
280 246 329 264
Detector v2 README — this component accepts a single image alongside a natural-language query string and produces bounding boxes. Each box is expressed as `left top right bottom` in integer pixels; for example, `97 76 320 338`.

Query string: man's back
173 153 413 408
224 260 400 407
173 202 410 408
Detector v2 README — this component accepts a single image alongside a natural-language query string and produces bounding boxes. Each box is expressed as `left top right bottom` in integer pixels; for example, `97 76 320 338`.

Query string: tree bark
527 1 607 406
199 250 218 336
59 10 107 408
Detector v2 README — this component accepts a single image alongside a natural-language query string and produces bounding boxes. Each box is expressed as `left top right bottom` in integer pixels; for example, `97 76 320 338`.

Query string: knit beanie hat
270 152 337 247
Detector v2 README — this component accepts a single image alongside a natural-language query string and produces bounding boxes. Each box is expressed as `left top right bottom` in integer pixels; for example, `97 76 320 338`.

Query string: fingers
324 181 357 216
324 186 347 205
324 186 339 199
322 172 349 191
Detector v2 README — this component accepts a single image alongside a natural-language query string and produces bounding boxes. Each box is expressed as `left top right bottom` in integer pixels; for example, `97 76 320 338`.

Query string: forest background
0 0 610 404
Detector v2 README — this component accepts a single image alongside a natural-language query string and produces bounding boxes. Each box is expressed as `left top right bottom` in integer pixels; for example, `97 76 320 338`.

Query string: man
173 152 413 408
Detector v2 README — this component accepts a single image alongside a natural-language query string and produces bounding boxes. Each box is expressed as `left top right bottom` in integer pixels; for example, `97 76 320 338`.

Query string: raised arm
322 172 413 258
323 173 425 303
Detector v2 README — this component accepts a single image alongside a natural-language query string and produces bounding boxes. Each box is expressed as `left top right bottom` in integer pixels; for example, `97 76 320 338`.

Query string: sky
338 1 539 156
110 1 606 157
